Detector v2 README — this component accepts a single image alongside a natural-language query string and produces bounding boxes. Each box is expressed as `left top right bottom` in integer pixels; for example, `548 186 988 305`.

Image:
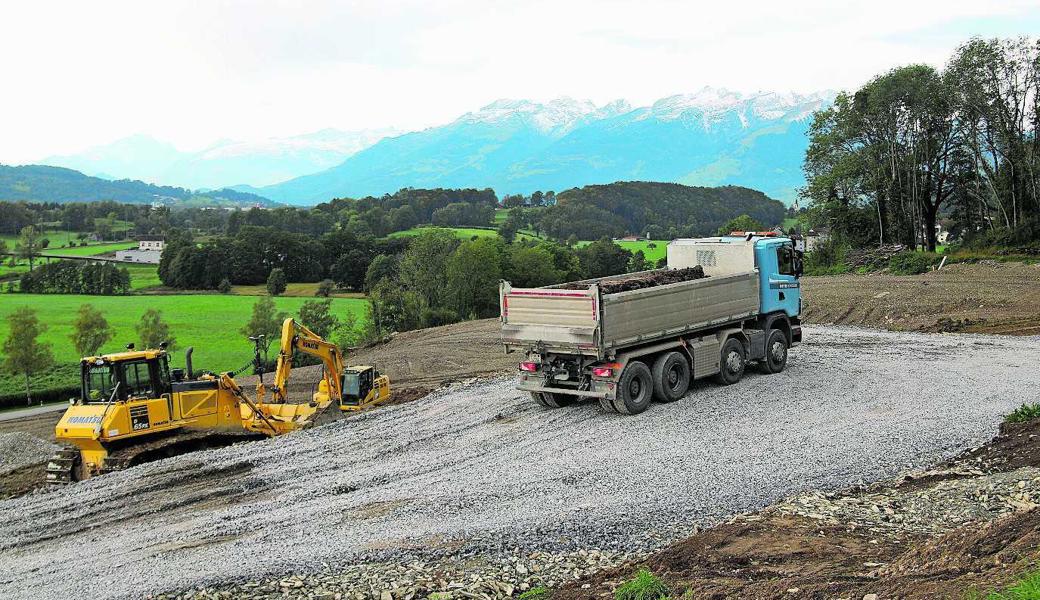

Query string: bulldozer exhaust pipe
185 347 194 379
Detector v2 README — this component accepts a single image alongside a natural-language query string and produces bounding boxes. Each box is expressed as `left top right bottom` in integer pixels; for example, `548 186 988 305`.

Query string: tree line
803 37 1040 251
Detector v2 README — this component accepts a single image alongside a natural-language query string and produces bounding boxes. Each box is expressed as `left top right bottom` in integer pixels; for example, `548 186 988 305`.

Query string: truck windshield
84 364 116 403
343 373 360 397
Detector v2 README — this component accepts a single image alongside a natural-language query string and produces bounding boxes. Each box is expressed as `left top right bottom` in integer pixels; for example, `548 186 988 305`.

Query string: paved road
1 326 1037 599
0 402 67 423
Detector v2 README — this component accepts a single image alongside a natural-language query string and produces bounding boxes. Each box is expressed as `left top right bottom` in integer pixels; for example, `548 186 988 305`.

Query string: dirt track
802 261 1040 335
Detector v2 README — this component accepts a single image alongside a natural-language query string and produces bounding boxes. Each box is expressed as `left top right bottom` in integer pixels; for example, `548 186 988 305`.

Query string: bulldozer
47 318 391 484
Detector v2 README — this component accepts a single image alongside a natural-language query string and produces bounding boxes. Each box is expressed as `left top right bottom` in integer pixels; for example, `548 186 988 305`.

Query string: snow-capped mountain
261 88 834 205
40 128 400 190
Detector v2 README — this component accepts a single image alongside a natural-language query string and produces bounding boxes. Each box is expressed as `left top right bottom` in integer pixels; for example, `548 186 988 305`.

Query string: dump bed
500 269 760 358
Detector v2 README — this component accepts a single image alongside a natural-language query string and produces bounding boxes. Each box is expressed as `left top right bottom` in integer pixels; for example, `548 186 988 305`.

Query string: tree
316 279 335 297
717 214 765 235
137 309 175 350
398 230 458 308
217 278 232 294
507 245 560 287
241 297 287 346
578 237 632 278
266 268 287 296
15 225 42 271
364 254 397 291
2 307 54 405
70 304 114 356
497 218 518 243
297 299 339 339
446 238 503 317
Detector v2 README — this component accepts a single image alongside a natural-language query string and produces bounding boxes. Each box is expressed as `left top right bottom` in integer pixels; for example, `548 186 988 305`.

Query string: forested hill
541 182 787 239
0 164 275 206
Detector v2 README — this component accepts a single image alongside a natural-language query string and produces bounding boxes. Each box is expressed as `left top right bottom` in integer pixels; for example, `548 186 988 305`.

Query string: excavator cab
340 366 390 411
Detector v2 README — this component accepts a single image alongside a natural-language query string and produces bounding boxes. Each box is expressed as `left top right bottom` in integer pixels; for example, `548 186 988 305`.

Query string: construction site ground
1 262 1039 599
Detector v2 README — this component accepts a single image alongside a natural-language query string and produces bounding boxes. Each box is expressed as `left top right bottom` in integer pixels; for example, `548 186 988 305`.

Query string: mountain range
40 128 399 191
38 88 834 206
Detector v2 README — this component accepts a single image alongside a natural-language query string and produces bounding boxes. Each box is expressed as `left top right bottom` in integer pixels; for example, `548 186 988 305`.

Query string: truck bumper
517 383 609 399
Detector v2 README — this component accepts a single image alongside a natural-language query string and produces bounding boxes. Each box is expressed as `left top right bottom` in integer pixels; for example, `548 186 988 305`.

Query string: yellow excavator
47 318 391 484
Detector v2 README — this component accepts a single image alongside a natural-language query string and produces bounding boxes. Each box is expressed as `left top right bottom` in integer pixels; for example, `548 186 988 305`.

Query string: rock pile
0 432 58 475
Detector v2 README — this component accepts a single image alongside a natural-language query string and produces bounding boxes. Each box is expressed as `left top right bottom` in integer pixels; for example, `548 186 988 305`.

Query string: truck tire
651 351 690 402
540 391 573 408
758 329 788 374
715 337 746 385
613 361 653 415
529 392 549 407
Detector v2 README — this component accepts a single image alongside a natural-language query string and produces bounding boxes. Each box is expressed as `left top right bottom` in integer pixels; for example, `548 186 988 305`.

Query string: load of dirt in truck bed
561 266 708 294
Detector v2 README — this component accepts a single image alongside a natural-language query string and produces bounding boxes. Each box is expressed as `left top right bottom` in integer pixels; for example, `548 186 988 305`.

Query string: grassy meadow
388 226 541 241
0 294 369 377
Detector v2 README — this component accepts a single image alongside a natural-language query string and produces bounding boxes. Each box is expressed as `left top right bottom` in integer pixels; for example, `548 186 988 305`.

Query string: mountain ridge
261 88 833 205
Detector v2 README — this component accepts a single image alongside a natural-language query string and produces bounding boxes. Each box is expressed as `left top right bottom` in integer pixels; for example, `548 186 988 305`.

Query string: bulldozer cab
82 352 171 403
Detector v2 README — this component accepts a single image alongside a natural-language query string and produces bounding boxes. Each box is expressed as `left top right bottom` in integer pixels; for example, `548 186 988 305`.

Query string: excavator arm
264 318 345 409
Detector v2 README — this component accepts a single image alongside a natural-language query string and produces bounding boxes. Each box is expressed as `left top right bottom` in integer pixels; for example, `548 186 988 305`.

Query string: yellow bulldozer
47 318 391 484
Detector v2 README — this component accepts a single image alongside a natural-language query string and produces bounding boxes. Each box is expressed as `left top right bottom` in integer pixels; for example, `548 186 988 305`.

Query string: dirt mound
560 266 708 294
0 432 58 475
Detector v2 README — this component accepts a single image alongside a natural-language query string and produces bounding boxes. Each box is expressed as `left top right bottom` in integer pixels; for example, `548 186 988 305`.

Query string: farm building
115 236 165 264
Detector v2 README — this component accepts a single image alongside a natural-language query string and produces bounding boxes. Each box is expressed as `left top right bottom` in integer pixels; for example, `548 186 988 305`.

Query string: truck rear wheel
715 337 746 385
530 391 572 408
613 361 653 415
652 351 690 402
758 329 788 374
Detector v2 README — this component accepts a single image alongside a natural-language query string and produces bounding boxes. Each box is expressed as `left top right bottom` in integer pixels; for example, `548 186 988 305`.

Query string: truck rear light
592 367 613 377
519 361 539 372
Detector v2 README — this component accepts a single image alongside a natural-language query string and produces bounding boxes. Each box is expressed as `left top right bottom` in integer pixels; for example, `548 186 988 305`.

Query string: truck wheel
652 351 690 402
758 329 788 374
529 392 549 407
715 338 746 385
541 391 573 408
613 361 653 415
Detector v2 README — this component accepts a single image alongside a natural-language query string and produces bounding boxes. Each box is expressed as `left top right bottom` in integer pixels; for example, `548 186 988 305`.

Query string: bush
888 251 941 275
1005 403 1040 424
615 569 671 600
266 268 287 296
316 279 335 297
518 588 550 600
803 238 851 276
420 307 459 328
217 278 232 294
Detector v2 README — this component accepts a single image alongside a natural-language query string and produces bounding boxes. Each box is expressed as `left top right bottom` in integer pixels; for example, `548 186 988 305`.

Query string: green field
42 241 136 257
0 294 369 375
574 239 668 263
388 226 540 241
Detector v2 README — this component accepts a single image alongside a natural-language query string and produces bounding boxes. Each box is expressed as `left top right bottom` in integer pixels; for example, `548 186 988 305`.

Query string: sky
1 0 1038 163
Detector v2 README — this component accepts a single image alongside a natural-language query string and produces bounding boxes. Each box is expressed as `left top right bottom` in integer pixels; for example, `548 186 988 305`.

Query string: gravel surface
0 432 58 475
0 325 1037 599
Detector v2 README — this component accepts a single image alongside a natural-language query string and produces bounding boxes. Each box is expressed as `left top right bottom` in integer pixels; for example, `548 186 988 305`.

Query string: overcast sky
2 0 1038 163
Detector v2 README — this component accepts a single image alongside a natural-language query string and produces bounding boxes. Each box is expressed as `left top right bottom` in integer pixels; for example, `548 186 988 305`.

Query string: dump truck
500 234 803 415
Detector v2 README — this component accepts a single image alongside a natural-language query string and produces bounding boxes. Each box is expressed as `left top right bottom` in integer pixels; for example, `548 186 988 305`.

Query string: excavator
47 318 391 484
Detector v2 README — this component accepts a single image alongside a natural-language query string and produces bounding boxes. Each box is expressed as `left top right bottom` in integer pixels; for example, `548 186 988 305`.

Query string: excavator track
45 447 81 486
98 430 261 475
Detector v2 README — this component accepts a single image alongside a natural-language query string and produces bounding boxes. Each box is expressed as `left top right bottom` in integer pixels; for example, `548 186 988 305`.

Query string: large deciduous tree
71 304 114 356
2 307 54 405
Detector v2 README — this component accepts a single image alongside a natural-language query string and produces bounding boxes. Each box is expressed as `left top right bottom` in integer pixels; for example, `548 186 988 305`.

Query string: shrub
266 268 287 296
316 279 335 297
888 251 941 275
804 238 851 276
518 588 550 600
1005 403 1040 424
615 569 671 600
420 307 459 328
217 278 232 294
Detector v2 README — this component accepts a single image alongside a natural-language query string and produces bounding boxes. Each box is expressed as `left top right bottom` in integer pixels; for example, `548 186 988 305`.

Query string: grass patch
41 241 137 257
573 239 668 263
0 294 370 400
388 226 541 241
615 569 671 600
228 282 365 298
969 567 1040 599
1006 403 1040 425
518 587 550 600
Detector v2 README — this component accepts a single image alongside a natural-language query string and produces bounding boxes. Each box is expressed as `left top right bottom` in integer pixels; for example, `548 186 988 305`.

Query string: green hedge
0 364 79 409
888 251 941 275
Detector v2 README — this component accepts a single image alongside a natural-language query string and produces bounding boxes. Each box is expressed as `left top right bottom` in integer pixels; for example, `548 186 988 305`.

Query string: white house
116 236 165 264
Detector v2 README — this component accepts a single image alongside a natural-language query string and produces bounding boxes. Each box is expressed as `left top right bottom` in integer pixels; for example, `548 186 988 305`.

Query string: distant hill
538 181 787 240
261 89 833 205
39 128 400 190
0 164 274 206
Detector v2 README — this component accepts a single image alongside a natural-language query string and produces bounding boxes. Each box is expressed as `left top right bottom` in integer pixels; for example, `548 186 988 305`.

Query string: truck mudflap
516 383 609 399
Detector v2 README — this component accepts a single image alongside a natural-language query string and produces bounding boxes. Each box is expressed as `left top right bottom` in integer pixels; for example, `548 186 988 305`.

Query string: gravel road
0 325 1036 599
